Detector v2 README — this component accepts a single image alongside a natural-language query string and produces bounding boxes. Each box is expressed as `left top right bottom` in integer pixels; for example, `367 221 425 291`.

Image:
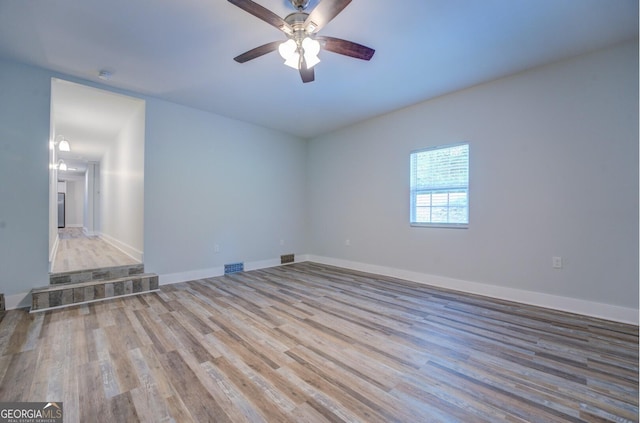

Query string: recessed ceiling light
98 70 113 80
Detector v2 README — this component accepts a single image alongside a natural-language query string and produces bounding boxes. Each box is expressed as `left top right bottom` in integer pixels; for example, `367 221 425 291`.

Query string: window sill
410 223 469 229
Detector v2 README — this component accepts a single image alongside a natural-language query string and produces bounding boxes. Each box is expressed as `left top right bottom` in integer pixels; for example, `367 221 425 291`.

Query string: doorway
49 79 146 274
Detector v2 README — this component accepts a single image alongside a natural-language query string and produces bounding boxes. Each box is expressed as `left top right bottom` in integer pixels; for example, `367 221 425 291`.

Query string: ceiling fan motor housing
284 12 311 41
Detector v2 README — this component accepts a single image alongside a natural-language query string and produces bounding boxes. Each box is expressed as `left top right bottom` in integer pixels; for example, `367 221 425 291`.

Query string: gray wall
307 41 639 309
0 59 309 298
0 40 637 316
0 60 51 296
143 99 308 275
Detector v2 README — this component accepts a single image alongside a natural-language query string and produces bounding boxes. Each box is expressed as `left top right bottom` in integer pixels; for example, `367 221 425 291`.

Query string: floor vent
281 254 295 264
224 262 244 274
0 293 4 312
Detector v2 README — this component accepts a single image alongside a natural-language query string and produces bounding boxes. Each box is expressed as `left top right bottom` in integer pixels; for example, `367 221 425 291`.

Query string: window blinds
410 143 469 226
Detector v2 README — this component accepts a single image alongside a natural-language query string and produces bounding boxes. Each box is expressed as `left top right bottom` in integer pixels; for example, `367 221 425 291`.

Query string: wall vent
0 293 5 312
224 262 244 275
281 254 295 264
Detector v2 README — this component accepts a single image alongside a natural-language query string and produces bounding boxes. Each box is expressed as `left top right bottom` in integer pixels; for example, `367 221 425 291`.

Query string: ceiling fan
228 0 375 83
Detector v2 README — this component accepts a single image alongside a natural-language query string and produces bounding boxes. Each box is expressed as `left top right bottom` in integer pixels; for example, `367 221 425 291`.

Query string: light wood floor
52 228 140 273
1 263 637 422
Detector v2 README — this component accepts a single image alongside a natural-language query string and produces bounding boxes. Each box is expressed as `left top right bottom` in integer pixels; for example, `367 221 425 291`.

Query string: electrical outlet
214 244 220 253
552 256 563 269
345 239 351 246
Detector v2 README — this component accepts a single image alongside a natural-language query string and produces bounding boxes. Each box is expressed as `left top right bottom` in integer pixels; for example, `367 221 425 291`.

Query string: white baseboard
160 266 225 285
159 254 309 286
13 252 635 325
100 233 144 262
83 227 96 236
245 258 281 271
66 224 83 228
306 255 639 325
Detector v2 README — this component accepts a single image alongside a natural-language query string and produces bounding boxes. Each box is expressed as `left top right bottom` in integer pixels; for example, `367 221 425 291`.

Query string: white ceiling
0 0 637 139
52 79 144 178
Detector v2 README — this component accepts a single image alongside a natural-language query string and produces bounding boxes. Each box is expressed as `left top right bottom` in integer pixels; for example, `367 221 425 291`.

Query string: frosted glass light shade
284 52 300 69
302 37 320 56
304 53 320 69
58 139 71 152
302 37 320 69
278 39 297 60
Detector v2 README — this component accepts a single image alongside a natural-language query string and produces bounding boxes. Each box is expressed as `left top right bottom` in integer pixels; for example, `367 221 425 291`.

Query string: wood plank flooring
1 263 637 422
52 228 139 273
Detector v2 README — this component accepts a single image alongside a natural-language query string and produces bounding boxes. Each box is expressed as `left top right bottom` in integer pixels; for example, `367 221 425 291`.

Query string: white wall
144 99 308 277
83 162 100 236
48 97 58 265
65 179 84 227
0 59 51 298
307 41 639 313
100 101 145 260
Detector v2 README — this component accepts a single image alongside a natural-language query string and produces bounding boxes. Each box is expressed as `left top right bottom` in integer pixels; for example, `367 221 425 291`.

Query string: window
410 143 469 227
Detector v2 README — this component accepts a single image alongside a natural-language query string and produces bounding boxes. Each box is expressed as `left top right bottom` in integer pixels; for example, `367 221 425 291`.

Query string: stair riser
32 275 158 312
31 290 160 313
49 264 145 285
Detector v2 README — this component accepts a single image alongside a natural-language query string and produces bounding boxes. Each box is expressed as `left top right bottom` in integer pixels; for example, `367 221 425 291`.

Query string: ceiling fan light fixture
228 0 375 82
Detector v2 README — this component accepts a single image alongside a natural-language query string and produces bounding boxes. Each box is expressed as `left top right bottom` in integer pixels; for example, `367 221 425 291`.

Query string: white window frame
410 142 469 228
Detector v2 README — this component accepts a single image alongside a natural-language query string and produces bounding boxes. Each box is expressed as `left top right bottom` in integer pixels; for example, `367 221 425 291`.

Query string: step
49 263 145 285
31 273 159 312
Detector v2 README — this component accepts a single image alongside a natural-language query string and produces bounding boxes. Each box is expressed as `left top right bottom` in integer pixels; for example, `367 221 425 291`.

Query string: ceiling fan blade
299 58 315 83
316 36 375 60
228 0 292 34
234 41 281 63
304 0 352 33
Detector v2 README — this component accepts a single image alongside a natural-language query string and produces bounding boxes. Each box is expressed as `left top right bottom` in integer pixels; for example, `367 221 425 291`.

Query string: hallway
52 228 140 273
